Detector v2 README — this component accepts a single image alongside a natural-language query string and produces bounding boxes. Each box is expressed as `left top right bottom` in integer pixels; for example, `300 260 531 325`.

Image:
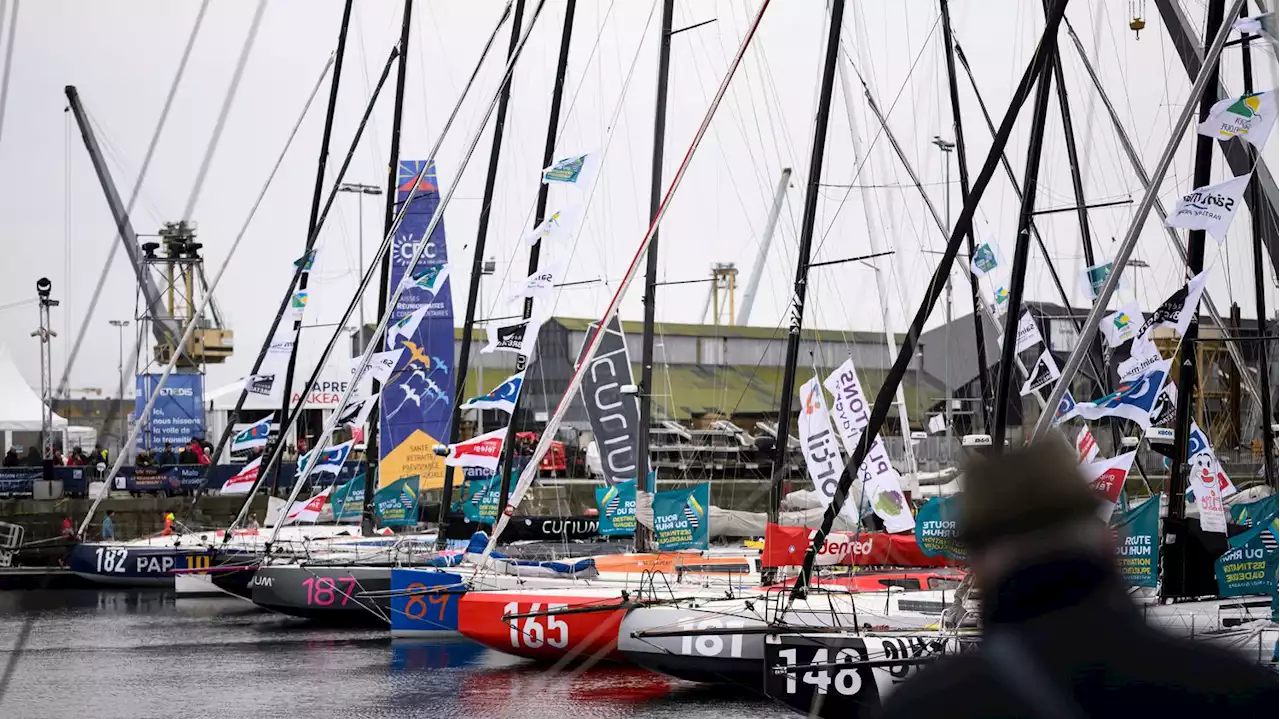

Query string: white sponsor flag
541 151 599 188
1073 359 1171 430
1075 426 1099 465
1118 339 1165 382
1015 310 1043 353
1234 13 1265 35
798 377 844 510
443 427 507 471
1100 301 1143 348
352 348 405 386
969 242 999 277
335 393 377 428
288 290 309 324
231 416 272 453
220 458 261 495
482 316 542 359
1195 90 1277 149
1081 451 1137 520
385 304 430 350
1079 262 1115 301
508 268 557 303
1166 174 1251 242
282 486 333 525
461 371 524 414
400 263 451 298
928 414 946 434
1189 451 1228 534
1135 271 1209 345
523 204 581 246
1186 421 1239 501
1020 349 1061 396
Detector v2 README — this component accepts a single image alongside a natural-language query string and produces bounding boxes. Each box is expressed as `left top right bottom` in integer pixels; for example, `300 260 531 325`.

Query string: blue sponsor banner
375 475 420 527
1111 497 1159 588
381 160 453 493
390 569 464 635
1230 496 1279 527
652 483 709 551
462 474 504 525
0 468 41 497
330 474 366 522
1215 509 1278 598
914 497 966 561
596 478 637 536
135 373 205 452
127 466 179 492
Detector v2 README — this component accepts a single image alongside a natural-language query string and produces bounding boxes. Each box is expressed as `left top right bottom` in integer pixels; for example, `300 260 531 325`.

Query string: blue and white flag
231 416 272 453
461 371 524 414
401 263 450 298
1053 391 1079 425
386 303 431 350
1072 359 1171 430
297 439 354 477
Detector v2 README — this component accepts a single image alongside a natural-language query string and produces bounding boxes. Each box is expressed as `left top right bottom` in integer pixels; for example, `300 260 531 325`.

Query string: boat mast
789 0 1070 599
490 0 573 524
193 0 350 513
635 0 673 553
361 0 413 536
937 0 990 433
764 0 845 584
990 16 1058 450
1168 0 1226 540
1238 1 1277 490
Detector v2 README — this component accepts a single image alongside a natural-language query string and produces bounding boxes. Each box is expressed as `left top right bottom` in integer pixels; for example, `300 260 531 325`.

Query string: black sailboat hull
250 565 391 625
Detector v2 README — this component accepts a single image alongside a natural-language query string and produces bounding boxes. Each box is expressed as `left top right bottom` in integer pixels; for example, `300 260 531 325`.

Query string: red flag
762 523 956 568
1080 451 1137 518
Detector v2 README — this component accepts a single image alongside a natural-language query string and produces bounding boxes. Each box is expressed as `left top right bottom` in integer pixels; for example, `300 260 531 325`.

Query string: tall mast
193 0 349 512
937 0 990 433
1169 0 1227 528
634 0 673 553
361 0 413 536
1239 1 1277 490
765 0 845 576
990 17 1059 449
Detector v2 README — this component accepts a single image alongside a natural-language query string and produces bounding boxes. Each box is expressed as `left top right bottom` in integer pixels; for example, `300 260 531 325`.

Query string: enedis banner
380 160 454 491
652 483 709 551
913 497 965 561
596 478 637 536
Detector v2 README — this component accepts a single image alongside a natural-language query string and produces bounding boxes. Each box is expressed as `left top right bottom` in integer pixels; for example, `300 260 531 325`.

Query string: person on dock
67 447 86 466
3 447 18 466
60 516 76 540
162 511 176 535
101 510 115 541
876 441 1277 719
24 446 41 466
158 442 177 466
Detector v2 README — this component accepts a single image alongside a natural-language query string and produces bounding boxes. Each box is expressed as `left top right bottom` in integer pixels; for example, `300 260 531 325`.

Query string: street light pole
338 182 383 350
108 319 130 456
932 135 955 454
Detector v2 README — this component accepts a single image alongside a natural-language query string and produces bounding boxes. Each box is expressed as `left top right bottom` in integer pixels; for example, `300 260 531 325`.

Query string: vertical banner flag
1015 311 1043 353
652 483 709 551
374 475 420 527
1111 498 1159 588
596 478 637 536
1149 383 1177 426
381 160 454 491
1189 451 1228 534
575 314 640 486
914 496 966 560
969 243 999 277
992 285 1011 316
1214 508 1278 598
1020 349 1061 396
135 373 205 452
1196 90 1277 148
1081 451 1137 519
798 376 843 509
329 473 365 522
1184 421 1240 502
463 473 504 525
231 415 272 453
1101 301 1143 348
1075 426 1099 465
1166 175 1251 242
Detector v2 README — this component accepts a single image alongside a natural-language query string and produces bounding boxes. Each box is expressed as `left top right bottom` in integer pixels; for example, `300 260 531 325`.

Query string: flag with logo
596 478 636 536
1118 338 1165 382
374 475 420 527
444 428 506 472
1196 90 1277 149
1079 262 1114 301
1215 506 1278 597
336 394 377 429
541 151 598 188
1101 301 1143 347
1076 426 1099 465
289 290 309 323
461 371 524 415
282 486 334 525
1135 272 1209 345
992 285 1011 316
294 249 316 272
928 414 946 434
1189 451 1228 534
482 316 542 359
508 268 557 303
1054 390 1080 425
969 243 999 277
1111 498 1159 588
231 416 272 453
385 303 431 350
296 440 353 477
352 348 406 388
1231 496 1279 527
523 204 581 246
823 359 910 528
1183 422 1239 504
1149 383 1177 426
329 473 365 522
1015 310 1043 353
402 263 451 298
1166 174 1251 242
914 496 966 561
1020 349 1061 396
1081 451 1137 519
462 473 505 525
652 483 709 551
220 458 261 496
1072 359 1171 429
798 376 843 511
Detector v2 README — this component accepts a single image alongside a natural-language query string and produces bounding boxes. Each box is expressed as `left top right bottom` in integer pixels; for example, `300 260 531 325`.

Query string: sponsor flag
1080 262 1114 301
575 315 640 487
336 394 377 428
1215 508 1278 598
482 316 542 359
1189 450 1229 534
1111 498 1159 588
508 268 557 303
541 152 598 188
401 263 451 298
1183 422 1239 503
1118 338 1165 382
231 416 272 453
444 428 506 472
1231 496 1279 528
523 204 581 246
1149 383 1177 426
652 483 709 551
1196 90 1277 149
914 496 966 561
969 243 999 277
374 475 420 527
293 249 316 272
767 523 954 567
289 290 309 323
1072 359 1171 429
928 414 946 434
798 377 843 511
1015 311 1043 353
823 359 910 528
385 303 431 350
463 473 505 525
329 474 365 522
1166 175 1251 241
461 371 524 414
596 478 637 536
282 486 334 525
1135 272 1209 345
353 348 405 386
992 285 1011 316
296 440 353 477
1020 349 1061 396
1100 301 1143 347
1081 451 1137 519
220 458 261 496
244 373 281 402
1076 426 1099 465
1054 390 1080 425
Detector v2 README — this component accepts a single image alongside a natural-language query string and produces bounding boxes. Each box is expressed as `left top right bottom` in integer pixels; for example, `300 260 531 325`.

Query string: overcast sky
0 0 1274 397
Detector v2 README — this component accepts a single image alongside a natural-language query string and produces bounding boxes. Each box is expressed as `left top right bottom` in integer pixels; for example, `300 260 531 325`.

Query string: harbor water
0 590 792 719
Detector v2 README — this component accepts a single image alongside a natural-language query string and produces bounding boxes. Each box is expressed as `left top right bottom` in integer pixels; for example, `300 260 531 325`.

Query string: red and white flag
444 427 506 471
1075 427 1099 465
220 458 261 496
1081 451 1137 519
282 486 333 525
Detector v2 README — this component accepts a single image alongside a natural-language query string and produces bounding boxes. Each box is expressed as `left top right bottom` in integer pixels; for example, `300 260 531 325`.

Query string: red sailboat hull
457 589 629 663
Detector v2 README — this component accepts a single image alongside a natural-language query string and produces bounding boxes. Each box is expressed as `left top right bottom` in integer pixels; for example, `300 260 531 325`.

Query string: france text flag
231 416 272 453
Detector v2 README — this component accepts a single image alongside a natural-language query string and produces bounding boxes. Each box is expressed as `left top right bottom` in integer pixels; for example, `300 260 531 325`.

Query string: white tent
0 345 66 431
